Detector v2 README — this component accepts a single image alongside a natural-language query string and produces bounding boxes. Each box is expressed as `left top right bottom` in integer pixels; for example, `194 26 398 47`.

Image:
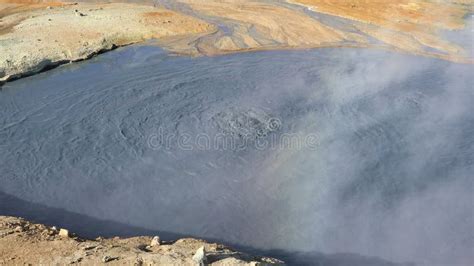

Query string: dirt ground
0 0 472 83
0 216 283 265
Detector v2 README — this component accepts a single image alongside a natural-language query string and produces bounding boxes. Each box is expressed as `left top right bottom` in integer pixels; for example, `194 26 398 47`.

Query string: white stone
192 246 207 265
150 236 160 247
59 228 69 237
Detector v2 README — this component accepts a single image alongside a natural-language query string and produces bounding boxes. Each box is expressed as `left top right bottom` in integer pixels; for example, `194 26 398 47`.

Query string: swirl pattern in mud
0 46 473 265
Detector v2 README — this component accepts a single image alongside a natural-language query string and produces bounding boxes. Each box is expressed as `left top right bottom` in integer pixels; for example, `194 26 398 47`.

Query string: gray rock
74 10 86 17
102 256 118 263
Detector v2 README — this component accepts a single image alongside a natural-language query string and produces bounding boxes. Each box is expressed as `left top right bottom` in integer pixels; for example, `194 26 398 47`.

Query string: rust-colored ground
291 0 472 59
0 0 472 83
0 0 68 34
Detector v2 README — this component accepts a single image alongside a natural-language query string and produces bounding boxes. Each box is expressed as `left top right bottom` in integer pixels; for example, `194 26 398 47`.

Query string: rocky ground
0 0 215 83
0 216 284 265
169 0 472 61
289 0 472 58
0 0 472 84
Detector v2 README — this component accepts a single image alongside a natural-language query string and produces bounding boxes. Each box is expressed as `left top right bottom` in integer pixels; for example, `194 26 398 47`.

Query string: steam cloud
0 43 473 265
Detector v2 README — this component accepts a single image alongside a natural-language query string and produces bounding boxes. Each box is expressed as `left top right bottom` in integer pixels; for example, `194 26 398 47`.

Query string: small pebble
150 236 160 247
102 256 118 263
59 228 69 237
